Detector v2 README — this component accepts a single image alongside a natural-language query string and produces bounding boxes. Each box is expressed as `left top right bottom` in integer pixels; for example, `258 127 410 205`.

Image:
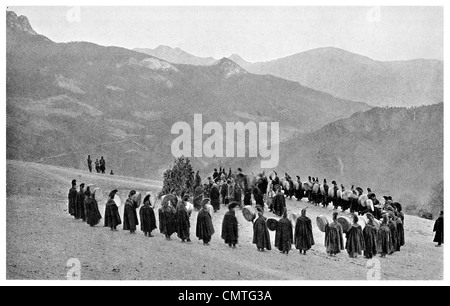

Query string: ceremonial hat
228 202 239 209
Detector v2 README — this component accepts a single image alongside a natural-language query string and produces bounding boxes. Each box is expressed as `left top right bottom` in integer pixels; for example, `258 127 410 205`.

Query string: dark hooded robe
433 215 444 245
193 186 203 210
196 208 215 243
233 185 242 204
104 198 121 229
258 177 268 195
243 188 252 206
396 218 405 250
139 204 157 234
123 198 139 232
273 191 286 217
221 211 238 245
294 215 315 251
388 219 398 254
84 194 102 226
158 205 177 237
325 221 344 255
76 189 86 221
253 187 264 209
220 183 228 205
68 187 77 216
363 223 378 258
377 223 391 256
345 224 365 257
176 202 190 240
275 216 293 253
210 185 220 212
332 185 340 209
253 216 271 250
322 183 329 207
295 182 304 201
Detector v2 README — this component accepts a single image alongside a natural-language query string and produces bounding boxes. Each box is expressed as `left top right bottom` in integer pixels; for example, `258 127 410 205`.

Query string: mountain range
134 45 443 108
6 10 370 181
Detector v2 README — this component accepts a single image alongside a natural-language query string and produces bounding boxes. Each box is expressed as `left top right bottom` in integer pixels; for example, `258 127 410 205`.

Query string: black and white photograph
2 1 447 286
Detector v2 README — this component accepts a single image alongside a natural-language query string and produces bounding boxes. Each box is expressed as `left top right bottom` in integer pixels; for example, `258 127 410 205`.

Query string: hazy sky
8 6 443 62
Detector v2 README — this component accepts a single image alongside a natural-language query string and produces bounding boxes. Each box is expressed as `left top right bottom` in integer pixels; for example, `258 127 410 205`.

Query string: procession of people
67 166 441 261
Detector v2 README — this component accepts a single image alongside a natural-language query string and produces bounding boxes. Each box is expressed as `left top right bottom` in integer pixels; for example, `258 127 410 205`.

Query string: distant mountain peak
214 57 247 78
7 10 37 35
227 54 250 66
134 45 216 66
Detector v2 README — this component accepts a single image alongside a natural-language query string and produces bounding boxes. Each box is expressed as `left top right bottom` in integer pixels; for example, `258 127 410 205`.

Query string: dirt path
6 160 443 280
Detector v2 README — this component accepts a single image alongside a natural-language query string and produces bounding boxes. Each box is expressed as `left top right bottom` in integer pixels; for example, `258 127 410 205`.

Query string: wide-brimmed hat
228 202 239 209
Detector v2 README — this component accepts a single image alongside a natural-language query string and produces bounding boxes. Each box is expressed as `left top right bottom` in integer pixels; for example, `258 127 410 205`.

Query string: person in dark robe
294 176 304 201
257 175 268 198
84 186 102 227
104 190 121 231
235 168 246 188
123 190 139 234
325 212 344 256
345 214 365 258
159 196 177 240
99 156 106 174
332 181 340 210
243 185 252 206
193 171 201 189
253 186 264 211
275 210 293 254
220 180 228 205
76 183 86 221
221 202 239 248
95 159 100 173
272 172 280 192
363 213 378 259
176 197 191 242
433 211 444 247
340 185 349 212
139 195 157 237
193 185 204 210
272 185 286 216
322 179 329 207
311 179 320 205
387 212 398 254
210 182 220 212
369 193 382 220
349 186 359 214
196 198 215 245
213 168 220 182
252 208 271 251
87 155 92 172
233 183 242 205
394 207 405 251
294 207 315 255
68 179 77 217
306 176 313 202
377 214 391 257
394 202 405 223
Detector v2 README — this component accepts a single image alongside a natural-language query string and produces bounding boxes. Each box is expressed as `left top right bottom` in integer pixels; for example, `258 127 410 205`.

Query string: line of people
87 155 112 174
67 177 404 260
